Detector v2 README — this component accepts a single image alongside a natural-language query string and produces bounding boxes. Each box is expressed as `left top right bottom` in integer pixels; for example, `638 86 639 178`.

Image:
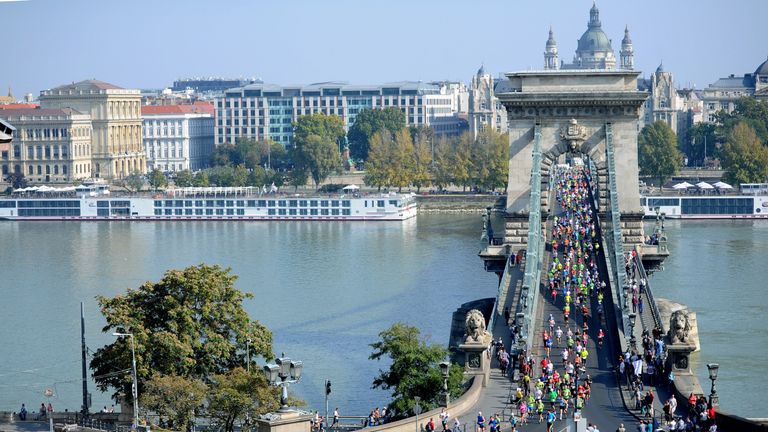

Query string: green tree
431 137 453 190
233 165 249 187
89 264 273 401
175 170 195 188
5 172 27 189
247 166 267 187
716 98 768 144
207 368 276 432
118 171 145 193
263 142 289 171
141 375 207 431
211 144 236 167
148 169 168 191
684 123 717 166
638 121 682 186
193 171 210 187
720 122 768 185
293 135 341 188
287 168 309 191
293 113 345 149
369 323 463 420
348 107 406 161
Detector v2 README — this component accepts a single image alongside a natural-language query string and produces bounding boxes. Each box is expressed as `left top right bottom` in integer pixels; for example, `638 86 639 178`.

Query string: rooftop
142 102 215 116
0 107 83 118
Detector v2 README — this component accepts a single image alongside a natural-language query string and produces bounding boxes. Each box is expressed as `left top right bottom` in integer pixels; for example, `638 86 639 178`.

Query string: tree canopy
638 121 682 186
89 264 273 402
682 122 717 166
141 375 207 431
292 113 345 187
720 121 768 185
348 108 406 161
369 323 463 419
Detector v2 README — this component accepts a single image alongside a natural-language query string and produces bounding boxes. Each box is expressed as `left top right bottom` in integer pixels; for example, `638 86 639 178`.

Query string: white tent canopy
696 181 714 189
672 182 694 189
713 181 733 189
342 184 360 191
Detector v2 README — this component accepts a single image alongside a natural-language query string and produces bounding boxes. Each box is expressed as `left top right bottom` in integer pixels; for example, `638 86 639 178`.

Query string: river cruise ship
0 186 418 221
642 193 768 219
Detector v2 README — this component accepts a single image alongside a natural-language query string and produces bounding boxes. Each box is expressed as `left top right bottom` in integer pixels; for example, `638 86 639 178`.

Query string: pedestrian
452 418 460 432
439 408 449 431
546 409 556 432
19 403 27 421
476 411 486 432
332 408 339 427
616 423 625 432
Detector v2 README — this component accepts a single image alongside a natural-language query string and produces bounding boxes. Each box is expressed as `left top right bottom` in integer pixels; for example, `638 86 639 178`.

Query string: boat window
289 200 297 207
185 201 193 207
236 200 245 207
154 209 162 215
175 200 184 207
154 200 162 207
341 200 350 207
185 209 193 215
97 201 109 208
310 209 318 215
278 200 287 207
97 209 109 217
342 209 351 215
226 209 234 215
278 209 287 215
195 209 203 215
320 200 329 207
331 209 340 215
205 209 214 215
267 200 276 207
299 200 307 207
237 209 245 215
377 200 385 207
226 200 234 207
331 200 339 207
164 209 173 215
216 200 225 207
165 200 173 207
195 200 204 207
268 209 276 215
310 200 318 207
299 209 308 215
206 200 215 207
216 209 224 215
321 209 329 215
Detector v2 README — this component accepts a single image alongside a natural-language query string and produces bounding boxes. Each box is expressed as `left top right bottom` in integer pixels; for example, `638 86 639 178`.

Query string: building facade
700 58 768 121
214 81 467 147
0 108 92 183
142 104 215 172
39 80 146 178
468 66 508 137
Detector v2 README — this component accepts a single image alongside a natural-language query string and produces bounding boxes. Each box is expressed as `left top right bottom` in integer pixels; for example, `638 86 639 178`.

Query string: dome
477 64 486 76
577 28 613 52
622 26 632 46
756 57 768 75
546 27 557 47
656 62 665 74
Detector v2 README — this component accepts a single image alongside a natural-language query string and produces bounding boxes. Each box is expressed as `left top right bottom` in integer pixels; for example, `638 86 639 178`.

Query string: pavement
0 421 51 432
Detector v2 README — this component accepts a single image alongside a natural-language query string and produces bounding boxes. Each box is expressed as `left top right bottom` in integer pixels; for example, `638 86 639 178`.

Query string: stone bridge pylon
497 70 648 255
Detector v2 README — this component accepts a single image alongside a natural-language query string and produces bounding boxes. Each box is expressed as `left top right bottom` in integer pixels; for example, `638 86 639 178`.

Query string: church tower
620 26 634 70
469 65 498 138
544 27 559 70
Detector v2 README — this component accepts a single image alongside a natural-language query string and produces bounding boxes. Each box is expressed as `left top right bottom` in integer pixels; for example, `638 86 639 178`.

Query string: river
0 215 497 417
647 219 768 419
0 216 763 418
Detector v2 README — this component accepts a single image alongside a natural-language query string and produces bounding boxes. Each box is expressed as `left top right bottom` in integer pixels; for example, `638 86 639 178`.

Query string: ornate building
701 57 768 121
468 66 508 138
543 2 632 71
40 80 146 178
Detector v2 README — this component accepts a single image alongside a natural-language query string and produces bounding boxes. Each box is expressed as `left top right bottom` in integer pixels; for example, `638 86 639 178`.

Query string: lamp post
413 396 421 432
628 313 637 351
113 333 139 429
439 361 450 407
263 353 303 412
706 363 719 406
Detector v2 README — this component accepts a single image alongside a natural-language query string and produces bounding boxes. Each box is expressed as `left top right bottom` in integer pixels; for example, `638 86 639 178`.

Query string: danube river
647 219 768 419
0 216 764 418
0 214 497 416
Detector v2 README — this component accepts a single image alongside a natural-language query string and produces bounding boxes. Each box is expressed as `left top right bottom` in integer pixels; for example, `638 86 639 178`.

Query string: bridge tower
497 69 648 254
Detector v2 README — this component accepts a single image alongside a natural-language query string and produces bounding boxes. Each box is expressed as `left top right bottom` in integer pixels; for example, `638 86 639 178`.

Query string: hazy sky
3 0 768 97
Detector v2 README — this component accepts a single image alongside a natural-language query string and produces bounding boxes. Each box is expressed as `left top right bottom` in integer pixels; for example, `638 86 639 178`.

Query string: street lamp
439 361 450 407
706 363 719 406
263 353 303 412
628 313 637 351
113 332 139 428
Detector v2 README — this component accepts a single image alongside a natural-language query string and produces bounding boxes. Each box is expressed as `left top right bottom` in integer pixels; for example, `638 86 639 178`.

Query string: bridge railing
515 124 544 351
604 123 630 340
632 251 666 334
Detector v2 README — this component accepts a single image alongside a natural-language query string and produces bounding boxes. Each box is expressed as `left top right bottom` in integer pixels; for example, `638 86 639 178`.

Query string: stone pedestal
257 411 313 432
504 213 530 252
459 342 490 386
667 343 697 374
620 213 645 247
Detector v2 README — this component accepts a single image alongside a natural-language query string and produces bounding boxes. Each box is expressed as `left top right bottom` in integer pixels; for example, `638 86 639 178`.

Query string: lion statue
669 309 691 344
464 309 491 345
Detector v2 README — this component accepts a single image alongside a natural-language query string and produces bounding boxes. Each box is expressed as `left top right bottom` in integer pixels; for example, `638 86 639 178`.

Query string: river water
647 219 768 418
0 216 763 418
0 215 497 417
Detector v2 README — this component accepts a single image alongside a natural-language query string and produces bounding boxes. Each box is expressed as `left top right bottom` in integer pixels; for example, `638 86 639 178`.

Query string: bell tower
620 26 634 70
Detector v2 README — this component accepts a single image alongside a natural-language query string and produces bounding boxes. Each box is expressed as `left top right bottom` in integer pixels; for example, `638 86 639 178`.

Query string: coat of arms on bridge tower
560 118 588 152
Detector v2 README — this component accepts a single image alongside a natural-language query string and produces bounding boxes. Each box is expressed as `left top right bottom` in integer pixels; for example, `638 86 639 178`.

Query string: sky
3 0 768 98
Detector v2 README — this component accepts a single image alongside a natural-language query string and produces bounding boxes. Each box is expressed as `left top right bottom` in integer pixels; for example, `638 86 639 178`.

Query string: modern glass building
214 81 467 147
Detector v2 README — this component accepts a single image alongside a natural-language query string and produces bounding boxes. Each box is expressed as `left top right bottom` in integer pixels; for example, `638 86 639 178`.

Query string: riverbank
415 194 505 213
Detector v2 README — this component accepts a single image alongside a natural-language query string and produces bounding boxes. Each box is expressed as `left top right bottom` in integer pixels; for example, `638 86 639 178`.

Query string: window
377 200 385 207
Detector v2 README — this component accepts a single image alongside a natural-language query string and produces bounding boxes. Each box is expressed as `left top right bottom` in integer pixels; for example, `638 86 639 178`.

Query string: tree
211 144 236 167
175 170 195 188
638 121 682 186
293 135 341 188
193 171 210 187
287 167 309 191
207 368 282 432
431 137 453 190
451 133 474 191
293 113 345 150
720 122 768 185
233 165 249 187
716 98 768 144
364 130 393 190
684 123 717 166
369 323 464 420
148 169 168 191
89 264 273 401
410 126 433 192
473 129 508 192
5 171 27 189
118 171 145 193
348 108 406 161
141 375 207 432
390 129 415 192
